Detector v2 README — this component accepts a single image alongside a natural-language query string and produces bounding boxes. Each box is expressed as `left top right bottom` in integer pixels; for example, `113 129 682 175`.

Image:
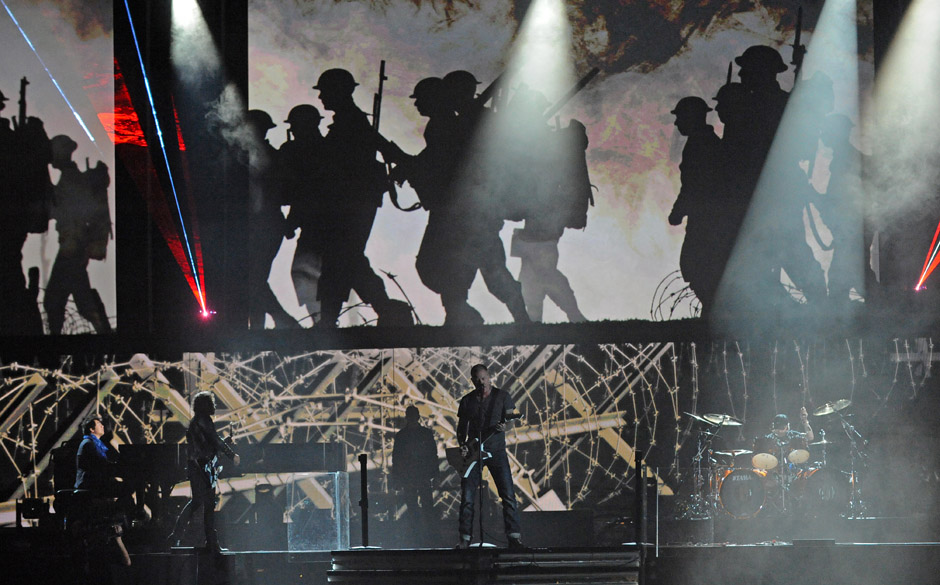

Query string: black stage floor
5 540 940 585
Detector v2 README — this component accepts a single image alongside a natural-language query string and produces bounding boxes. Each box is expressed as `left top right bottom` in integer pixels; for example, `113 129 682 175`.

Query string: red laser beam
114 60 207 311
915 219 940 290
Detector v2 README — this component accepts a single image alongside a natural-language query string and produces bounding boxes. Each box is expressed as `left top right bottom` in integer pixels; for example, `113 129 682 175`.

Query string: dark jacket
74 434 116 491
456 387 516 452
186 414 236 466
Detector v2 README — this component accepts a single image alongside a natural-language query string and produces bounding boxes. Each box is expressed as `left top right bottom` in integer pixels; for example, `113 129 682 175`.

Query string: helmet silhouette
247 109 276 131
284 104 322 126
670 96 712 117
443 70 480 100
410 77 444 100
50 135 78 159
735 45 787 74
313 69 358 95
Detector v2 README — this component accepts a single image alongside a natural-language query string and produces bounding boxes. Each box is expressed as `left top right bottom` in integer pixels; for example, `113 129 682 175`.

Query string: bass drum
719 469 766 519
794 467 848 516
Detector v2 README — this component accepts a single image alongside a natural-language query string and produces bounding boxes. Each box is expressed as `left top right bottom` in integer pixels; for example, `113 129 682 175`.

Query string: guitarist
455 364 523 549
168 391 239 552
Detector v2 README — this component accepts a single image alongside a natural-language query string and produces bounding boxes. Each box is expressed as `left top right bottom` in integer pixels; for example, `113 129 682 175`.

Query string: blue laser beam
123 0 206 311
1 0 98 149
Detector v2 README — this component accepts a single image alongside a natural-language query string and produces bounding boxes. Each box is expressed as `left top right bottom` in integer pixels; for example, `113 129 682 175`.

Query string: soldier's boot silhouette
441 293 484 327
548 286 587 323
315 299 343 328
480 267 531 324
373 298 414 327
76 288 111 334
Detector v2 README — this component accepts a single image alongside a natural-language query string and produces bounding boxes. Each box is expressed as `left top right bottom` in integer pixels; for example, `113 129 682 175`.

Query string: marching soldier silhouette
246 109 299 330
503 85 588 323
0 83 48 335
278 104 327 321
667 96 722 313
313 68 412 327
44 135 111 334
716 46 826 310
391 76 489 325
441 72 531 324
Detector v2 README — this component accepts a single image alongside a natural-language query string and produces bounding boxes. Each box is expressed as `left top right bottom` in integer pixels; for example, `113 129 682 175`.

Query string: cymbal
684 412 713 425
702 413 743 426
715 449 753 457
810 439 834 445
813 399 852 416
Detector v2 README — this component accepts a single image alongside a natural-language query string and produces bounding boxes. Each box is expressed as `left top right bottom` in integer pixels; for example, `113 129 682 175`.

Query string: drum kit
683 399 868 521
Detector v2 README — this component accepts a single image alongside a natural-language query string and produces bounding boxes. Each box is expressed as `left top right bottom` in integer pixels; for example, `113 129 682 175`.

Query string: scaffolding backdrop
2 339 939 524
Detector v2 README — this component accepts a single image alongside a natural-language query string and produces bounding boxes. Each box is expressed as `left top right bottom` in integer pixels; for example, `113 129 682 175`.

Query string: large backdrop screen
0 1 115 336
247 0 873 329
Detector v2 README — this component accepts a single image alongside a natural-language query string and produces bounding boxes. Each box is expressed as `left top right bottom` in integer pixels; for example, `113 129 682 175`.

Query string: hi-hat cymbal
715 449 753 457
813 399 852 416
810 439 834 446
702 413 743 426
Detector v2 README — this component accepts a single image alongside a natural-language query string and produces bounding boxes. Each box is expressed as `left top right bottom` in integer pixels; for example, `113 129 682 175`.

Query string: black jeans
458 449 521 540
170 464 217 545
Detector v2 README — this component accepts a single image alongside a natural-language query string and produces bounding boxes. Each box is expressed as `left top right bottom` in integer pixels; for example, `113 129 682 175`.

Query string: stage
4 526 940 585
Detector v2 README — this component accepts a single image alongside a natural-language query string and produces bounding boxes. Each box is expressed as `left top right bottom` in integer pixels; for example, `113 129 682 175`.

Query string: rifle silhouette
13 76 28 131
543 67 600 120
372 60 420 212
791 6 807 83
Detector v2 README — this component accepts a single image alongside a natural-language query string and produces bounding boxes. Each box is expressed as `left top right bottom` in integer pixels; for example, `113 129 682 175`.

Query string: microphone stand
839 413 868 518
476 396 486 547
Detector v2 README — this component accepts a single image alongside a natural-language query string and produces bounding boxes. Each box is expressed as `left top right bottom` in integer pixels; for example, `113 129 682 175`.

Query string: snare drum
719 468 767 518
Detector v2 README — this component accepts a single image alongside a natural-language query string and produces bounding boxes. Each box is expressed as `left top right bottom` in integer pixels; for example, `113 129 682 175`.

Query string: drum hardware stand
687 429 719 519
839 415 869 518
816 429 828 467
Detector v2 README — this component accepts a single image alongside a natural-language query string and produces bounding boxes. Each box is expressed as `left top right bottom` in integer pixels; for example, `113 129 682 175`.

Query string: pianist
75 415 118 493
168 391 239 553
74 414 132 566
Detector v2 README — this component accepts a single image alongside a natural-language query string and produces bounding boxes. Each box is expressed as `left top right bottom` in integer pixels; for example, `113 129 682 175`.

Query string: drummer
769 408 814 444
752 408 815 470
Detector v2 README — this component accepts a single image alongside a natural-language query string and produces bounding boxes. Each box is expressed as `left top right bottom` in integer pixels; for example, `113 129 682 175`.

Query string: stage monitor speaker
521 510 594 547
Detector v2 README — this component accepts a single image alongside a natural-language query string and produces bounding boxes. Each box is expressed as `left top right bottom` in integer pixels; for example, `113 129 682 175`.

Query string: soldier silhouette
390 76 488 325
438 72 531 325
667 97 722 314
43 135 112 334
246 109 300 330
503 85 588 323
313 68 412 327
720 46 826 309
817 113 865 303
0 86 48 334
278 104 327 322
712 81 759 269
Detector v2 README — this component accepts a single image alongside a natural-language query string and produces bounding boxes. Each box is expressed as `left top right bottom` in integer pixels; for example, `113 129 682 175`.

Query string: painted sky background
1 0 115 331
249 0 873 326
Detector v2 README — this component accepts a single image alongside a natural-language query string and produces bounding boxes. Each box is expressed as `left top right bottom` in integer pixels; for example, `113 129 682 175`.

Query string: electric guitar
446 412 522 476
205 434 235 488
